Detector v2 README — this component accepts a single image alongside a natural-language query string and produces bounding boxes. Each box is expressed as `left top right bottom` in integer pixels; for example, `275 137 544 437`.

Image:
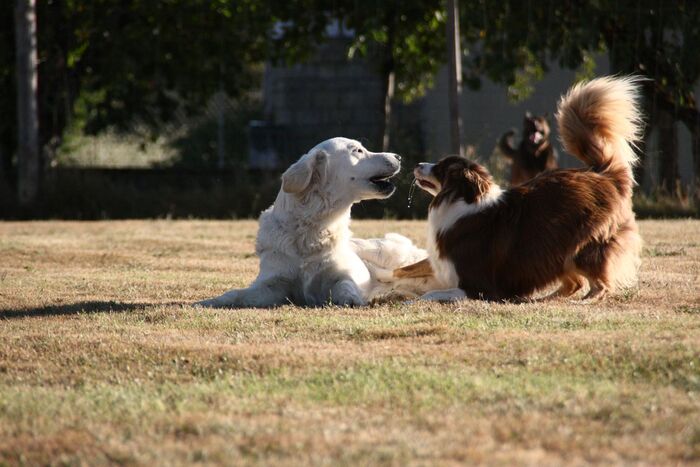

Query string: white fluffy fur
556 75 644 171
351 233 440 300
196 137 429 308
422 185 504 301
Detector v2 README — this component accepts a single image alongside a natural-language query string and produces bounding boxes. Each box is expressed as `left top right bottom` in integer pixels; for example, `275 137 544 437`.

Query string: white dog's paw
331 291 367 307
419 288 467 302
328 280 368 307
331 294 367 307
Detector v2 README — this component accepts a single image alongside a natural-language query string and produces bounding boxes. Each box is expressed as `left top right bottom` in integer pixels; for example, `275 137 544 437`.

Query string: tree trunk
377 17 396 152
216 87 226 169
0 145 5 188
633 116 653 190
656 109 680 195
380 69 395 151
446 0 463 156
689 120 700 202
14 0 40 206
0 142 14 187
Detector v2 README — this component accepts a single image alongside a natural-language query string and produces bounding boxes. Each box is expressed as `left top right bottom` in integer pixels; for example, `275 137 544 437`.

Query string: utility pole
446 0 463 156
15 0 40 205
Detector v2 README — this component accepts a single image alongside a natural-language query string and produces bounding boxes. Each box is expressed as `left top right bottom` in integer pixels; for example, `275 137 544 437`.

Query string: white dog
196 137 432 308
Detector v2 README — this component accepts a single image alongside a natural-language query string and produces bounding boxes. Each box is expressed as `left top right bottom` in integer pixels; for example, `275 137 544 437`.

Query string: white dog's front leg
330 279 367 307
419 288 466 302
194 278 294 308
195 290 241 308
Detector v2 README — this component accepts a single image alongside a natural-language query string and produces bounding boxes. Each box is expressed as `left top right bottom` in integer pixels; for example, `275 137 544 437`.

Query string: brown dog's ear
281 150 328 194
463 169 489 199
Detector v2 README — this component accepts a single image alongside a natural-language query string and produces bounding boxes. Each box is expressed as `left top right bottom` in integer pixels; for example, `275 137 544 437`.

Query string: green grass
0 219 699 465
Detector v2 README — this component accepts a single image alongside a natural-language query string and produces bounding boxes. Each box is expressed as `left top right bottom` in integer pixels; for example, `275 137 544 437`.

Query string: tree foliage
458 0 700 187
41 0 274 134
332 0 445 103
2 0 700 191
1 0 280 175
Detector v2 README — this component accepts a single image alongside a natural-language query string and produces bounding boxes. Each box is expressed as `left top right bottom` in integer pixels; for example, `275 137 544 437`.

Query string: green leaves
316 0 445 102
2 0 700 178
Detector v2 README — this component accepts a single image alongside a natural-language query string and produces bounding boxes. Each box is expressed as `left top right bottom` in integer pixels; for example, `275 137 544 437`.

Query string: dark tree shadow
0 301 173 319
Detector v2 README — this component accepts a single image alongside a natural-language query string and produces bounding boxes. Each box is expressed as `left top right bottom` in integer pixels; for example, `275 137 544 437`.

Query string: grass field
1 219 699 465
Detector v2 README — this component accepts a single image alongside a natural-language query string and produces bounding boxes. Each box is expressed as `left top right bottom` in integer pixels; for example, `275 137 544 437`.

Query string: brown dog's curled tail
556 76 644 188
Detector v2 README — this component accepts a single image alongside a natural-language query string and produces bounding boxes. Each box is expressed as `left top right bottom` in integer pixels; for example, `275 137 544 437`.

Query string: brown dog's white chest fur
427 185 504 289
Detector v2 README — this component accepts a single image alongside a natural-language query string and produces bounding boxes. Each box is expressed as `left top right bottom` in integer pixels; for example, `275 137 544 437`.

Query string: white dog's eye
353 147 364 154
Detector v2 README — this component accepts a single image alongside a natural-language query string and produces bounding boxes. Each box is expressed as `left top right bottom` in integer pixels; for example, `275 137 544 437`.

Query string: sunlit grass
0 219 699 464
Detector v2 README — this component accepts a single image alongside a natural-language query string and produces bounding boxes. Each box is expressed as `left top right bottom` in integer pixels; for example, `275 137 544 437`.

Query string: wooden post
15 0 40 205
380 21 396 152
381 70 395 152
446 0 463 156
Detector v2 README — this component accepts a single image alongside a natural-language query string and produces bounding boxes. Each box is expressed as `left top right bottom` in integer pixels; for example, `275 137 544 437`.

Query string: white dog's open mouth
370 174 394 190
369 168 400 193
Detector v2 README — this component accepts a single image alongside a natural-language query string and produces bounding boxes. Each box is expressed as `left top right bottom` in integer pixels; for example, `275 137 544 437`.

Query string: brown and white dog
401 76 643 302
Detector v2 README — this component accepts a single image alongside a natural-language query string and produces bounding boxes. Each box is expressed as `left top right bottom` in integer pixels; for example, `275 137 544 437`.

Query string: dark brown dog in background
499 113 558 186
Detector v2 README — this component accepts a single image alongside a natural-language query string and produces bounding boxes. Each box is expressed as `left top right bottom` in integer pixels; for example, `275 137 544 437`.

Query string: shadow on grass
0 301 163 319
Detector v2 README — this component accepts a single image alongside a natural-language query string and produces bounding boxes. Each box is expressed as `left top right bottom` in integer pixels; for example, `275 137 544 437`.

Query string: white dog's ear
281 150 328 194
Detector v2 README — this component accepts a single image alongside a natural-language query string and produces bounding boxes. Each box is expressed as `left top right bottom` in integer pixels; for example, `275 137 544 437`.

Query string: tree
45 1 274 134
446 0 463 155
599 1 700 192
318 0 445 151
14 0 39 205
458 0 700 193
3 0 699 195
0 0 278 183
0 2 16 187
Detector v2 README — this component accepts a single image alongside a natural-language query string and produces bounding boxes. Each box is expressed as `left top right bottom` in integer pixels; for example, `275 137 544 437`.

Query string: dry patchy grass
0 219 699 466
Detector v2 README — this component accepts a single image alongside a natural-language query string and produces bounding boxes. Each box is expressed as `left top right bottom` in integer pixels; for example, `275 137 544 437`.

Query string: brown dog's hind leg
582 281 609 300
574 241 613 301
545 273 586 300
